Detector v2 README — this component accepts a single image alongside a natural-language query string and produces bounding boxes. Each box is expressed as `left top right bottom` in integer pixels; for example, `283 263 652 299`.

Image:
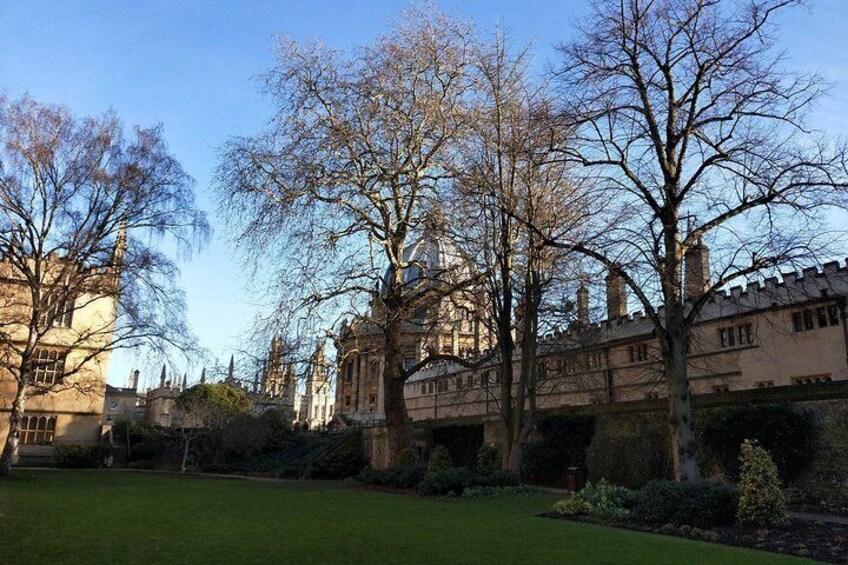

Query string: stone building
333 232 489 426
0 245 120 464
103 370 146 425
332 231 848 467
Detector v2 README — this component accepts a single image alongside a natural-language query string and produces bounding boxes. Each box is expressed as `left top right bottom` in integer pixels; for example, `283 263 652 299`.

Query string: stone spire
112 221 127 267
226 355 235 384
576 283 589 325
181 372 187 391
159 364 166 388
200 367 206 384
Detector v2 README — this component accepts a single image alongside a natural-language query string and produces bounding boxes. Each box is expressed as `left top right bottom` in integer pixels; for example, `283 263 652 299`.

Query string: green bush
54 443 109 468
479 470 520 488
586 413 671 489
475 445 499 476
427 445 453 472
396 447 419 467
355 463 427 490
699 403 815 482
432 425 483 468
461 485 533 498
417 468 475 497
638 480 740 528
737 440 789 526
552 479 640 523
303 442 366 480
522 414 595 487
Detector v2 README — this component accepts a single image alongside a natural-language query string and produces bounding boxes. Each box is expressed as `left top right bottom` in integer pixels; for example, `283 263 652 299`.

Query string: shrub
417 468 475 497
479 470 520 488
54 443 109 468
638 480 740 528
462 485 533 498
522 414 595 487
586 413 671 489
427 445 453 472
737 440 789 526
475 444 499 476
355 463 427 489
432 425 483 468
552 479 640 523
303 442 366 480
396 447 419 467
699 403 815 482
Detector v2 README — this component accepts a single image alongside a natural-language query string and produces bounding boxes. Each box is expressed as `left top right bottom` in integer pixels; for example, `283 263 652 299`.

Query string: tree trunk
382 315 412 464
664 306 701 482
181 438 190 474
0 383 27 477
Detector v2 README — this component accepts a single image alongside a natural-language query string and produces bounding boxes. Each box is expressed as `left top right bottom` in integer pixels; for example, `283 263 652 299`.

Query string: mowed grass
0 470 810 565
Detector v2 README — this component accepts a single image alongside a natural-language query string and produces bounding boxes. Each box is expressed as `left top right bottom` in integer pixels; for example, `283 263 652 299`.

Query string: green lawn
0 470 810 564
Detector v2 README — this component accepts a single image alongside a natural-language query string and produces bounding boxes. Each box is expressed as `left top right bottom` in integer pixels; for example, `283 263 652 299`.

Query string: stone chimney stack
576 283 589 325
606 268 627 320
130 369 140 391
684 238 710 300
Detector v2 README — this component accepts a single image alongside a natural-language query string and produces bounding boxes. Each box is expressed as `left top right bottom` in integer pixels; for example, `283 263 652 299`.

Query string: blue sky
0 1 845 389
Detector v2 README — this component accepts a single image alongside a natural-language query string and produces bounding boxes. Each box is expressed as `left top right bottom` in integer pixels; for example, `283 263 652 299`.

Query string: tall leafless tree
0 96 209 476
545 0 848 481
449 34 593 473
216 8 480 462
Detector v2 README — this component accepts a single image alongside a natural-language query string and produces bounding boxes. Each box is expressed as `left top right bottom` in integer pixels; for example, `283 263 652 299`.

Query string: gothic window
41 293 74 328
828 305 840 326
31 349 65 385
20 415 56 446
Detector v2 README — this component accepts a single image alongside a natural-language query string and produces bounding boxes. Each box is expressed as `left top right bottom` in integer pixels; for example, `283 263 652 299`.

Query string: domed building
333 229 489 426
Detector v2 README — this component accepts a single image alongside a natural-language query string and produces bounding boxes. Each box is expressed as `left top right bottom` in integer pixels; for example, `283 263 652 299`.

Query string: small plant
737 440 789 526
396 447 419 467
475 444 499 476
552 479 639 523
417 468 474 497
427 445 453 472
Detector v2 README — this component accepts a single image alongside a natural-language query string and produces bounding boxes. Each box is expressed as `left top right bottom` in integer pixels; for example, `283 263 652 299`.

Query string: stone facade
0 254 117 464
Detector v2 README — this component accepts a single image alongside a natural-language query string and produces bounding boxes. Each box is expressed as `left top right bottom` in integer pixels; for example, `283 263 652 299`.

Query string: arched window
19 414 57 445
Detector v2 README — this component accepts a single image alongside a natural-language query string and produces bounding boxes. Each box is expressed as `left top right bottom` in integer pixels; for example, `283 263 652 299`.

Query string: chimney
576 283 589 325
130 369 140 391
684 238 710 300
606 268 627 319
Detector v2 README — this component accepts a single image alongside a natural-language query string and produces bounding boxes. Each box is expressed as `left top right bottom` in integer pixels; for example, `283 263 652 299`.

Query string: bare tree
216 8 480 462
0 96 209 476
546 0 848 481
449 34 592 473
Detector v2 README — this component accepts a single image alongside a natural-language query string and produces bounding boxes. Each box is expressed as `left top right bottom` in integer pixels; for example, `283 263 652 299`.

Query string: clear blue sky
0 1 845 389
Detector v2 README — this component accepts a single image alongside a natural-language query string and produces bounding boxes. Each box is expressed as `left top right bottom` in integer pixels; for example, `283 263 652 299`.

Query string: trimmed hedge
432 425 483 469
417 468 475 497
522 414 595 487
638 480 740 528
699 403 815 482
54 444 110 468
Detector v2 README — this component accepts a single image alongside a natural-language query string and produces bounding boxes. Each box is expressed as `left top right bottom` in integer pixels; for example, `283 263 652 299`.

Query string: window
403 358 416 371
791 375 832 385
755 380 774 388
31 349 65 385
737 324 753 345
344 395 351 407
720 324 753 348
828 305 840 326
421 384 426 395
437 380 448 393
428 382 434 394
793 306 839 332
629 343 648 362
19 415 56 446
455 377 463 390
41 293 74 328
369 394 376 405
